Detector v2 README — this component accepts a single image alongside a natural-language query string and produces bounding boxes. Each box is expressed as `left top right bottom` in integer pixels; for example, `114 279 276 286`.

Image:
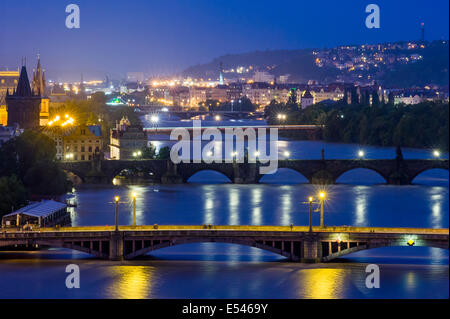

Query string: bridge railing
1 225 448 235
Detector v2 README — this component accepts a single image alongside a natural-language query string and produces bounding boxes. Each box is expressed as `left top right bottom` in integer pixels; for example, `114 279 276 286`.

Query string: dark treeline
0 131 71 217
265 100 449 151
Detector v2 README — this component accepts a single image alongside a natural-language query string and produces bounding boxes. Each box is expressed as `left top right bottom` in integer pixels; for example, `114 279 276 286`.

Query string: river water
0 119 448 299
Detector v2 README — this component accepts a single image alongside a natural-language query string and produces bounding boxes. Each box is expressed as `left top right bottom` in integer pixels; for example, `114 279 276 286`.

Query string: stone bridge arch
321 239 449 262
123 237 301 261
177 163 236 183
409 167 449 184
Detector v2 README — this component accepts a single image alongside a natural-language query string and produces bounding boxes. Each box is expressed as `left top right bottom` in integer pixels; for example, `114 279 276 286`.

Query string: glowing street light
358 150 365 158
114 196 120 232
318 191 326 228
214 115 221 121
277 113 287 121
150 115 159 124
283 151 290 159
433 150 441 158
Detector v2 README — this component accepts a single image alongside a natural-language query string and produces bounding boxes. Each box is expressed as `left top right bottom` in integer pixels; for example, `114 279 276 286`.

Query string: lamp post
308 196 313 232
114 196 120 231
132 193 137 227
319 191 326 228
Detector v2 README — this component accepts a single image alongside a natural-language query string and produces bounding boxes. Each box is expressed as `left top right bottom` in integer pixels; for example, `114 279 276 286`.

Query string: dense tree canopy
266 100 449 151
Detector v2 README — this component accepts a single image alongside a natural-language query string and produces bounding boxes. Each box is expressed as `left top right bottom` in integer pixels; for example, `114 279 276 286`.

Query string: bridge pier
301 235 322 263
109 232 124 261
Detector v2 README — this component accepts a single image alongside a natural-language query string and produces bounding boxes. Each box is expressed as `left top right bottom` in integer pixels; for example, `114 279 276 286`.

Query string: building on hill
300 87 314 109
0 69 19 126
110 117 147 160
6 65 41 129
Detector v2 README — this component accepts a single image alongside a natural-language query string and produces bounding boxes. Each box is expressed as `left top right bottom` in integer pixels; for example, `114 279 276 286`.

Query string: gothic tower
6 64 41 129
32 52 50 126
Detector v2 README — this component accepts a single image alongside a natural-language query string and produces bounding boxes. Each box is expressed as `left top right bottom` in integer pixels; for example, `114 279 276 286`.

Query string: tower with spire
219 62 224 85
6 62 41 129
31 51 50 125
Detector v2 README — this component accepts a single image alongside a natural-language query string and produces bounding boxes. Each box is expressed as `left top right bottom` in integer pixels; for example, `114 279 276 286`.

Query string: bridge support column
301 235 321 263
161 162 183 184
109 232 124 261
233 163 258 184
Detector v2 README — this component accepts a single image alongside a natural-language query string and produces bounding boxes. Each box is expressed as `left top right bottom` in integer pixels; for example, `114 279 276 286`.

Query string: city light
254 151 260 157
114 196 120 203
358 150 365 158
215 115 221 121
277 114 287 120
433 150 441 158
308 196 314 203
283 151 290 159
319 192 326 199
132 192 137 199
150 115 159 123
407 238 415 246
65 153 74 160
48 114 75 127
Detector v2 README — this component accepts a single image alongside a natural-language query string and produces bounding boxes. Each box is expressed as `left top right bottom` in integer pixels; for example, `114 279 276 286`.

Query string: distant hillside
182 41 449 87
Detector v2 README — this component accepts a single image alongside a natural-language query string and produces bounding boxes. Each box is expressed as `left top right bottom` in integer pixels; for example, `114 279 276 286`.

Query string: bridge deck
2 225 448 235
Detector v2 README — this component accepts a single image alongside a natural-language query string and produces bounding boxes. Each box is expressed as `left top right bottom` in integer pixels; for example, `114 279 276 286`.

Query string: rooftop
3 200 67 219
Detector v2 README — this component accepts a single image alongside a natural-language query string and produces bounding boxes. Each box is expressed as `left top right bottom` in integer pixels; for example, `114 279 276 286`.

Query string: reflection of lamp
131 193 137 227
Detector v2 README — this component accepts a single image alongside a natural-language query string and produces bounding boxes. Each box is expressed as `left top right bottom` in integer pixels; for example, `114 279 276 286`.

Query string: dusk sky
1 0 448 81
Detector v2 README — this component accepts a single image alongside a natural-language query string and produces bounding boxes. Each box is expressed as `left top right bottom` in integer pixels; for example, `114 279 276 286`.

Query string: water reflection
354 186 369 226
228 188 240 225
429 188 444 228
251 188 262 225
107 265 155 299
300 268 349 299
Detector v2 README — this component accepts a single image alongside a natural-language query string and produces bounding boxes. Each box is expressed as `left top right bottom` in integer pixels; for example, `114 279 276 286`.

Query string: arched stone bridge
58 158 449 185
1 226 447 263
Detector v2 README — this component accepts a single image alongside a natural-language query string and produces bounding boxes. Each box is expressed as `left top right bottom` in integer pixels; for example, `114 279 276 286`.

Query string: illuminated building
300 87 314 109
6 65 41 129
110 117 147 160
31 53 50 126
63 125 102 161
0 69 19 126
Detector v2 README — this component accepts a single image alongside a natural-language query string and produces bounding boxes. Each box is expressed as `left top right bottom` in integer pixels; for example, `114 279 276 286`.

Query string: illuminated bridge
0 226 447 262
58 158 449 185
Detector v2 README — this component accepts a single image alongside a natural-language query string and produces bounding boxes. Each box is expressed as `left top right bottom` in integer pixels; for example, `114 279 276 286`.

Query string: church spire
32 50 46 96
15 65 33 97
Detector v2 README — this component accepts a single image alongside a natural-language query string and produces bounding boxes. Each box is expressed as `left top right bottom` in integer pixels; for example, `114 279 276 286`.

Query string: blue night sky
0 0 448 81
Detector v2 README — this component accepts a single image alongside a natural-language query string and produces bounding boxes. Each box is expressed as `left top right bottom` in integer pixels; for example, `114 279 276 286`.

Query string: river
0 119 448 299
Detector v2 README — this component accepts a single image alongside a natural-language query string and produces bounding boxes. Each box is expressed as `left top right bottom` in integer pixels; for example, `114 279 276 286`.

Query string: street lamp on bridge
433 150 441 158
302 196 316 232
114 196 120 232
318 191 326 228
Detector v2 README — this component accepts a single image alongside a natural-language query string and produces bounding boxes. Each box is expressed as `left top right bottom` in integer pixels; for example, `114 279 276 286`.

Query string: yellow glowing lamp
407 239 415 246
308 196 314 203
114 196 120 203
319 192 326 199
132 193 137 199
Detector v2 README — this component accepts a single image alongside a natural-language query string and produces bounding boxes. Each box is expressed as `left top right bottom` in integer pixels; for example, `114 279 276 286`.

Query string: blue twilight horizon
0 0 448 80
